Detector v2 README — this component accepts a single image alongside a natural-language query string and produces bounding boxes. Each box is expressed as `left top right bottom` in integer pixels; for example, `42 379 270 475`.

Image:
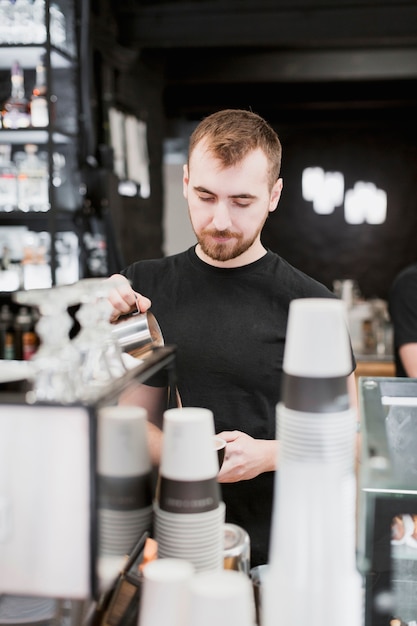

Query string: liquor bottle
30 55 48 127
0 303 15 360
15 144 49 212
14 306 38 361
1 60 31 129
0 144 18 212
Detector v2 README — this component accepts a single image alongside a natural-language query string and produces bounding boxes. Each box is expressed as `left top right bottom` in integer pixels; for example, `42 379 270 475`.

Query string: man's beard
197 228 259 262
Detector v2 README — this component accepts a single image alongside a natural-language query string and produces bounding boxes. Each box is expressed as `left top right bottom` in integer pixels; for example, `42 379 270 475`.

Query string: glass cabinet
0 0 82 289
358 376 417 626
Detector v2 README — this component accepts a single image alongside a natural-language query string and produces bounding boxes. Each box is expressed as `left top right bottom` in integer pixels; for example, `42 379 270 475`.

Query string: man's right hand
106 273 152 322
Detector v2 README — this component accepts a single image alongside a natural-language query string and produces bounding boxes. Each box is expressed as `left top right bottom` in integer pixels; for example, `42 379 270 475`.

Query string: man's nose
212 202 232 231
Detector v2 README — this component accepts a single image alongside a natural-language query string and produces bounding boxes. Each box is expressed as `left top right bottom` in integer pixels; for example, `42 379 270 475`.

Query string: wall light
302 167 344 214
344 182 387 225
302 167 387 224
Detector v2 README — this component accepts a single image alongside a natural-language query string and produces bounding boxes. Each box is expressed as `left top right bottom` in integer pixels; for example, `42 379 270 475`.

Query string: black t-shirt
123 246 336 566
389 263 417 377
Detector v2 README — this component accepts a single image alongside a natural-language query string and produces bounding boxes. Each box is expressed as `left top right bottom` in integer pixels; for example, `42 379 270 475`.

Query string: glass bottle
1 60 31 129
15 144 49 212
14 306 38 361
31 0 46 43
30 55 48 127
0 303 15 360
0 144 18 212
50 2 66 47
0 0 18 44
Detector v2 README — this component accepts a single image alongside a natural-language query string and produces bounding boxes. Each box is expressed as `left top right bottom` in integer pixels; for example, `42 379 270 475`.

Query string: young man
108 108 355 567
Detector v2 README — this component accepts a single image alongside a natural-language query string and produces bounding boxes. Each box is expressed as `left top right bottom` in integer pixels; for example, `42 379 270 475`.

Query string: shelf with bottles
0 0 76 59
0 225 81 291
0 0 84 287
0 0 78 134
0 142 82 215
0 55 79 137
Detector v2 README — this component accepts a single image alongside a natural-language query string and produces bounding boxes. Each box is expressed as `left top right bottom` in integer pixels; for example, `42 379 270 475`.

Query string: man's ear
269 178 283 213
183 164 189 199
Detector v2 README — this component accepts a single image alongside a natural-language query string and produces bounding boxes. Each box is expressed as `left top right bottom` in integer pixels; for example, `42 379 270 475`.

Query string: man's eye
198 194 214 202
234 201 250 208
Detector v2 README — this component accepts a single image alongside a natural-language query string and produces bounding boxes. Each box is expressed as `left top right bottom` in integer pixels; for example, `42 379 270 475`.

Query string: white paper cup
154 501 225 526
158 474 220 514
138 558 195 626
97 405 152 513
187 570 256 626
98 505 152 555
160 407 218 481
283 298 351 378
276 404 356 461
97 405 150 476
97 405 153 555
154 501 225 572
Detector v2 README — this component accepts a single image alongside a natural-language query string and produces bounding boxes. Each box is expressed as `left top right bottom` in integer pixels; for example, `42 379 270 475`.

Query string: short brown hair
188 109 282 190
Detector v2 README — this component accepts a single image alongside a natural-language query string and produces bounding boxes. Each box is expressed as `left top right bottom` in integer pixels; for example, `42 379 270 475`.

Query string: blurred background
1 0 416 302
89 0 417 302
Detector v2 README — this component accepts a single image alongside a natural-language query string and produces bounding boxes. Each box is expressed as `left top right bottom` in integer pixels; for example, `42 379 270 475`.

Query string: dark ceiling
102 0 417 128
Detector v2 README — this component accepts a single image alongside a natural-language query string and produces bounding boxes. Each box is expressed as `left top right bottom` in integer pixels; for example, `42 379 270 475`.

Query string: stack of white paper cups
154 407 225 572
97 405 153 557
264 298 362 626
187 569 257 626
